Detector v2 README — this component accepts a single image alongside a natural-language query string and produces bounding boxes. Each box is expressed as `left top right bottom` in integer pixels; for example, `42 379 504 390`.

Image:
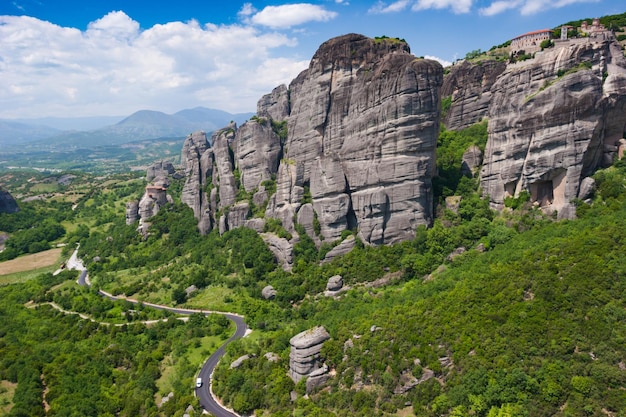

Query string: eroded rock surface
321 236 357 264
146 160 176 182
289 326 330 383
175 34 441 248
277 34 442 245
261 233 294 271
125 200 139 225
480 34 626 218
180 131 214 234
233 118 281 193
442 60 506 130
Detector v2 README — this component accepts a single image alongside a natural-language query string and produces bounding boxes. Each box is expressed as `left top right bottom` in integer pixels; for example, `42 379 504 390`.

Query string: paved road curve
70 247 245 416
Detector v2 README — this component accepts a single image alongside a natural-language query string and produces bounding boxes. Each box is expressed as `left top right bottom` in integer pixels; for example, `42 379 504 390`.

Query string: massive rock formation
442 60 506 130
125 200 139 225
0 189 19 214
270 34 443 245
180 131 214 234
231 118 282 193
146 160 176 182
480 33 626 218
179 34 443 244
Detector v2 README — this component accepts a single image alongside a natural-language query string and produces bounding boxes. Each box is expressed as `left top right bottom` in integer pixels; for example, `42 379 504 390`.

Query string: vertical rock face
257 84 290 121
212 124 238 210
178 34 442 245
480 35 626 218
146 160 176 182
180 131 214 234
442 60 506 130
125 200 139 225
276 34 443 244
0 189 19 214
233 118 282 193
288 326 330 383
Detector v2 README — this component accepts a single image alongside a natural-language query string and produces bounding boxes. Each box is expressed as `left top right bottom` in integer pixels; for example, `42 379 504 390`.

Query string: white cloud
249 3 338 29
0 13 310 118
478 0 521 16
238 3 257 19
425 55 452 67
368 0 411 14
479 0 599 16
411 0 473 14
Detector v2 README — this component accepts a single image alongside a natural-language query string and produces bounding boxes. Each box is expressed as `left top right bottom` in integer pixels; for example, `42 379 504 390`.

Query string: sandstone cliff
179 34 443 245
480 33 626 218
271 34 443 244
442 60 506 130
144 31 626 251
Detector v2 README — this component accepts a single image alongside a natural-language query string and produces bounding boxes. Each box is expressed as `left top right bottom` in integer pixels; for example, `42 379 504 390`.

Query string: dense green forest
1 117 626 416
0 115 626 417
0 270 231 416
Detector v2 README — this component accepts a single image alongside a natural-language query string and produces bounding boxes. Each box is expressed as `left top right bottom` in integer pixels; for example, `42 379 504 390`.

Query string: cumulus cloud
247 3 338 29
479 0 599 16
238 3 257 19
0 12 310 118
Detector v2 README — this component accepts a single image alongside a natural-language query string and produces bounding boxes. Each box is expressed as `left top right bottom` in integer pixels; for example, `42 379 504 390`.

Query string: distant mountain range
0 107 254 149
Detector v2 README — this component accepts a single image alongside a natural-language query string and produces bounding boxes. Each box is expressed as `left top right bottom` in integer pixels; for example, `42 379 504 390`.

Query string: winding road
69 246 245 416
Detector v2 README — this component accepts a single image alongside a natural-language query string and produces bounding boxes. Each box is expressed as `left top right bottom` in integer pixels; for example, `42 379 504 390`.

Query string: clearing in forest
0 248 63 276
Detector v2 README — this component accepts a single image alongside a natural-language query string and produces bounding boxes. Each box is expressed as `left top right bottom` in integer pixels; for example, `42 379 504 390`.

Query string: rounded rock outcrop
326 275 344 292
261 285 277 300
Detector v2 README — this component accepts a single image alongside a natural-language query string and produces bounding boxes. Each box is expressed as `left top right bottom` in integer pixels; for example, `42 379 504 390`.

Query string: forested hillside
1 11 626 414
1 118 623 416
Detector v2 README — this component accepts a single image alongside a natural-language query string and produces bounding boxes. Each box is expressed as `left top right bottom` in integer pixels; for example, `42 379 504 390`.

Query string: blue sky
0 1 623 119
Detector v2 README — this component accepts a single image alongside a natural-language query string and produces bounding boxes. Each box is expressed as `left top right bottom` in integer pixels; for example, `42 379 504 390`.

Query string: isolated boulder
326 275 344 291
262 285 277 300
288 326 330 383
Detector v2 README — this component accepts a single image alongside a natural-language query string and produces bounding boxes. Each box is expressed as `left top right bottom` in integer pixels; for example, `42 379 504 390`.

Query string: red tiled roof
512 29 552 40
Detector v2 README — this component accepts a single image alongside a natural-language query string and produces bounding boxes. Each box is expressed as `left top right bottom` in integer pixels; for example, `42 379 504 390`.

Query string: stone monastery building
510 29 552 54
510 18 610 55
